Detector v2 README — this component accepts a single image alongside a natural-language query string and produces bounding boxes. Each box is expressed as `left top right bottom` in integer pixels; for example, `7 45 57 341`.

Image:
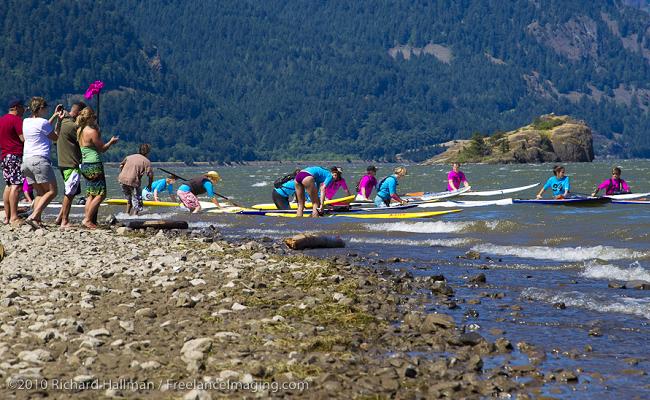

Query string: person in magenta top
592 167 631 196
325 166 351 200
447 162 470 191
355 165 378 201
0 98 26 224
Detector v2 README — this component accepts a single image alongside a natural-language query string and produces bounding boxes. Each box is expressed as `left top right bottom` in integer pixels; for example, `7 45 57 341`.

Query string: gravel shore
0 223 563 399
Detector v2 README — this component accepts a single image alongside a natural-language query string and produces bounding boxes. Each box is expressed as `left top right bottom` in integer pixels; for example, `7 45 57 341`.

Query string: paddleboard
205 206 246 214
238 204 418 216
251 195 356 210
607 192 650 200
417 198 513 208
513 196 611 205
612 198 650 205
105 199 220 210
265 209 461 219
459 183 540 197
403 187 471 202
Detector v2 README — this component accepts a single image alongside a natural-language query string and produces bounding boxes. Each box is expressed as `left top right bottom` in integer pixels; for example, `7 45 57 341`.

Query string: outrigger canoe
264 209 461 219
251 195 356 210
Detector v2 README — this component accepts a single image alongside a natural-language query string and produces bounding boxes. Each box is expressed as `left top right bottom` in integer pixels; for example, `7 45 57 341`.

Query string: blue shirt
376 175 398 199
543 176 570 196
274 180 296 198
151 178 173 195
304 166 333 187
179 180 215 198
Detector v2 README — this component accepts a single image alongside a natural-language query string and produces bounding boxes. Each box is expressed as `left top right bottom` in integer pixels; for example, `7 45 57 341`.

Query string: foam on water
472 243 647 262
364 220 514 234
521 288 650 319
581 261 650 281
364 221 470 233
349 237 472 247
116 212 179 220
252 181 269 187
188 222 230 229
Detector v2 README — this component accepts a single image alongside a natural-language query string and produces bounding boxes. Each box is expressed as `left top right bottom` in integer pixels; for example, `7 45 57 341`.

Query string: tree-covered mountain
1 0 649 161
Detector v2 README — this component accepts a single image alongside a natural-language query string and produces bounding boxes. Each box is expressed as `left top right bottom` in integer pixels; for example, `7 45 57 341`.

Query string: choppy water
8 159 650 398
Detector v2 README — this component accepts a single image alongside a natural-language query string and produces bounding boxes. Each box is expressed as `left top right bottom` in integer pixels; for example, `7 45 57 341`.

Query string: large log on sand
284 234 345 250
126 220 189 230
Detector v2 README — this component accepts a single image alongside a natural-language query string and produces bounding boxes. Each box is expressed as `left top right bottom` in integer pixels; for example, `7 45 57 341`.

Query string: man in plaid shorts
0 98 26 224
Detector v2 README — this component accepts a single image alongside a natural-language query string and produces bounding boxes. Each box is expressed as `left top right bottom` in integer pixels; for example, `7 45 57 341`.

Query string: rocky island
424 114 594 164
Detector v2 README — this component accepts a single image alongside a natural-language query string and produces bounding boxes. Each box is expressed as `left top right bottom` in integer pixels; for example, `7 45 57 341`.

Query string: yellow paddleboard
265 209 461 219
252 195 356 210
106 199 182 207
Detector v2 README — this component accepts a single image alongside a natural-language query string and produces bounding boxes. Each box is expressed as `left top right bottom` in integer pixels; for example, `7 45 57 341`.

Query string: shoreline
0 223 561 398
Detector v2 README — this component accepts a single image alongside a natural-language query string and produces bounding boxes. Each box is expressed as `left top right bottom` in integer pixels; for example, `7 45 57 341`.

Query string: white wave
349 237 472 247
472 243 647 262
521 288 650 320
115 212 179 220
581 261 650 281
252 181 269 187
364 221 473 234
188 222 230 229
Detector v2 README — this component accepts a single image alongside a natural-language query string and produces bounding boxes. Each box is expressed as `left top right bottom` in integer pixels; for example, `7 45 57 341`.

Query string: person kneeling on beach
118 144 153 215
537 165 570 199
294 166 333 218
177 171 221 213
374 166 408 207
143 175 178 202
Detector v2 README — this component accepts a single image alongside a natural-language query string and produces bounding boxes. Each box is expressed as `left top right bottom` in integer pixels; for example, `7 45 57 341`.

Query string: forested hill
1 1 650 162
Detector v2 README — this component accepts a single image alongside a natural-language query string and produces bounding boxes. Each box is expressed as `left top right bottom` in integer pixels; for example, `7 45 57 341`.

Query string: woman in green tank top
76 107 119 229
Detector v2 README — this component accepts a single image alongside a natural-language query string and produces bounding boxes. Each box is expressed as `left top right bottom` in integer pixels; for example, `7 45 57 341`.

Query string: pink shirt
357 175 377 198
597 178 630 195
447 170 467 191
325 179 349 200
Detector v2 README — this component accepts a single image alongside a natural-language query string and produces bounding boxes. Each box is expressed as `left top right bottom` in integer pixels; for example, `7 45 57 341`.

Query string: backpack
274 171 297 189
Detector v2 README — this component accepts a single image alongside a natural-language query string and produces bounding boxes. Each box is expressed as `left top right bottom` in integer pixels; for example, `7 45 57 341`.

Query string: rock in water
284 234 345 250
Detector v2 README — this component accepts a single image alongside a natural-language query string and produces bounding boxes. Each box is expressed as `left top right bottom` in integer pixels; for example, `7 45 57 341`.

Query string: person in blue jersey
272 169 300 210
294 166 333 217
143 175 178 202
176 171 221 213
536 165 570 199
374 166 408 207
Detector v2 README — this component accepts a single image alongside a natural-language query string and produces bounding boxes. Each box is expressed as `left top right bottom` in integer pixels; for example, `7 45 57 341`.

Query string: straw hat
205 171 221 181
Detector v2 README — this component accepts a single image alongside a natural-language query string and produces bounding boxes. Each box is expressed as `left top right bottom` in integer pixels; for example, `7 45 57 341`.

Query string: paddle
157 167 246 208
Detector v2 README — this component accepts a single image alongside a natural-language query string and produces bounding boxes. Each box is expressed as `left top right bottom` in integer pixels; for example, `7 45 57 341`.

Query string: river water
11 159 650 398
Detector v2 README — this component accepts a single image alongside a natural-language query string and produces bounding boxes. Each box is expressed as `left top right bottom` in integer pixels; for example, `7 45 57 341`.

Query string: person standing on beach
176 171 222 213
118 144 153 215
54 101 86 228
447 162 470 191
21 97 62 228
0 98 26 225
374 166 408 207
355 165 378 201
77 107 119 229
294 166 333 217
22 178 34 205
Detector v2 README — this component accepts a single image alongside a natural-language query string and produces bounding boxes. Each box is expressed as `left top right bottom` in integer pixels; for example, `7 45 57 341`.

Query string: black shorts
272 190 291 210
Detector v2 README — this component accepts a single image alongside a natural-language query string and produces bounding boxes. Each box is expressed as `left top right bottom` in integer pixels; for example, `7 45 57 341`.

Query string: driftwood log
126 220 189 230
284 234 345 250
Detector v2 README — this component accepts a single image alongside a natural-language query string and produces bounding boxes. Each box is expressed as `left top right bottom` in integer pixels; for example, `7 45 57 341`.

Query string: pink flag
84 80 104 99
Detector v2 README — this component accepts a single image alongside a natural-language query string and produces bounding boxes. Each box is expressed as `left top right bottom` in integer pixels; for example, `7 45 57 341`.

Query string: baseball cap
8 98 24 109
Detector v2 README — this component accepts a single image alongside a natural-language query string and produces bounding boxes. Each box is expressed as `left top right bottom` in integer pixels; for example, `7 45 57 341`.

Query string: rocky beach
0 221 581 399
